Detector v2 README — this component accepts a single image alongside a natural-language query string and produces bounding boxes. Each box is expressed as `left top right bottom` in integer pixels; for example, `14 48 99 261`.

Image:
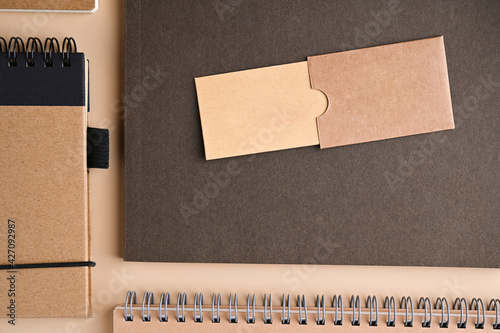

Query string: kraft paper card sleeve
124 0 500 268
195 37 455 160
0 36 109 318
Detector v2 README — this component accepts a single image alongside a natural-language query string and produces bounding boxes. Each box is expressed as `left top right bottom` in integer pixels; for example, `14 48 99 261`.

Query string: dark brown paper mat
124 1 500 267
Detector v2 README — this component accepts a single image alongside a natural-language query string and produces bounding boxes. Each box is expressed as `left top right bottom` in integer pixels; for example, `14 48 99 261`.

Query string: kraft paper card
196 37 454 160
195 61 327 160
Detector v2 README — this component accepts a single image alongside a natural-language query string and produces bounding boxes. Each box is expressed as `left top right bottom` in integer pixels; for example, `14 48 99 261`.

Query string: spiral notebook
114 291 500 332
0 36 108 318
124 1 500 267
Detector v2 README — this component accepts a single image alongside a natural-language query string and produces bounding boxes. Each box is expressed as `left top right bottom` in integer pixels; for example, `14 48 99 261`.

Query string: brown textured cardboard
310 37 455 149
0 105 92 317
124 1 500 267
196 61 326 160
0 0 97 11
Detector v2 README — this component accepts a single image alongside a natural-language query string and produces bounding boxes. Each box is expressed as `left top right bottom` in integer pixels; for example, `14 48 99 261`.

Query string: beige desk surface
0 1 499 332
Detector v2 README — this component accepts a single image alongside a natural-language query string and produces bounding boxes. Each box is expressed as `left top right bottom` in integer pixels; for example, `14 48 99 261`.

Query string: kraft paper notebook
113 291 500 332
124 1 500 267
0 36 108 318
0 0 98 13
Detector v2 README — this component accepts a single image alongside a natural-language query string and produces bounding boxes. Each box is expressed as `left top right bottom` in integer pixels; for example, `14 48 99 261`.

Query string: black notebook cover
124 0 500 267
0 52 85 106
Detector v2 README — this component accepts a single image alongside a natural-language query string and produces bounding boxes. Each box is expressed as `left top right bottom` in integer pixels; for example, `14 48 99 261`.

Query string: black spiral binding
123 291 500 329
0 37 76 67
0 36 86 108
7 37 24 67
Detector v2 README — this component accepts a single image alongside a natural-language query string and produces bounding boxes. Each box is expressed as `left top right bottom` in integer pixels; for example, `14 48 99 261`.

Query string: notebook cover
124 1 500 267
0 0 97 11
0 106 91 318
0 50 92 317
0 52 86 106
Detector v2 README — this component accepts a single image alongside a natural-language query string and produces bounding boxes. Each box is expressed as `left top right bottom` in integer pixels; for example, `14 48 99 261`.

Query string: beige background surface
0 1 498 332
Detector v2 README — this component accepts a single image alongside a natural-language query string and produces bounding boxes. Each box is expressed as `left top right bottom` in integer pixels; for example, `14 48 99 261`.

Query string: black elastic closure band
0 261 96 270
87 127 110 169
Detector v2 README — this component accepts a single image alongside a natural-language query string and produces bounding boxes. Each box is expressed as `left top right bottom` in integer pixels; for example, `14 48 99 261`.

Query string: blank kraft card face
195 61 327 160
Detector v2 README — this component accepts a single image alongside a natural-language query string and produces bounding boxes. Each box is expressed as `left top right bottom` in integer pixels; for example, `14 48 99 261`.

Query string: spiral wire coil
0 37 78 67
122 291 500 329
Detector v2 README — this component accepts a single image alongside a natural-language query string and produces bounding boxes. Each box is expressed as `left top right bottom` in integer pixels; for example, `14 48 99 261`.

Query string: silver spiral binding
401 296 414 327
124 290 136 321
281 294 290 324
385 296 396 327
298 294 307 325
367 295 378 326
454 297 468 329
194 293 203 323
471 298 485 329
212 293 221 323
176 292 187 322
264 294 272 324
246 294 255 324
418 297 432 328
489 299 500 329
122 291 499 329
141 291 154 322
0 37 78 67
228 293 238 323
350 295 361 326
436 297 450 328
333 294 343 325
159 292 170 322
316 295 325 325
